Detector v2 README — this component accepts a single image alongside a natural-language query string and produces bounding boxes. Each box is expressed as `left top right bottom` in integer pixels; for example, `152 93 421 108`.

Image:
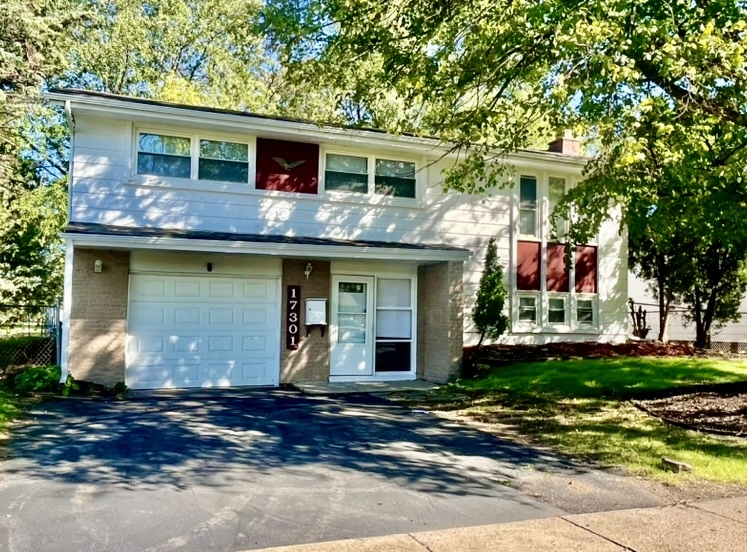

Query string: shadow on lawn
0 390 579 499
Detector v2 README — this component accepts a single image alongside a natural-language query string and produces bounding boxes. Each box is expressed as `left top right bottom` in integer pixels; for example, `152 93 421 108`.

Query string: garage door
126 275 279 389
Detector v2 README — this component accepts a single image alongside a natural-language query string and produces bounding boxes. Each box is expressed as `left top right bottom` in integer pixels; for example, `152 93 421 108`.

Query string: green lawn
432 357 747 486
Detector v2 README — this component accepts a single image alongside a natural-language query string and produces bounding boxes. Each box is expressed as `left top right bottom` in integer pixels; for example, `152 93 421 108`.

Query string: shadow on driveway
0 390 652 551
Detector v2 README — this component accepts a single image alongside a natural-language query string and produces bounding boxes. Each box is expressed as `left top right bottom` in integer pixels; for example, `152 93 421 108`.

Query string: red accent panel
517 241 541 291
256 138 319 194
575 246 598 293
546 243 569 292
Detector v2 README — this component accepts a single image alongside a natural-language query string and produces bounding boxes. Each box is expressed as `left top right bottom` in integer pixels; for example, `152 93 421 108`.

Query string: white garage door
126 274 279 389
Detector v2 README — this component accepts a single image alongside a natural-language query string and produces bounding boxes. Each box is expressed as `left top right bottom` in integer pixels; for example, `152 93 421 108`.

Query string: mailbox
305 298 327 326
305 298 327 337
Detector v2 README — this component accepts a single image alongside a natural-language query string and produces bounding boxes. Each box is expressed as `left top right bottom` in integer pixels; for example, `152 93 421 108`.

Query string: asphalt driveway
0 389 665 551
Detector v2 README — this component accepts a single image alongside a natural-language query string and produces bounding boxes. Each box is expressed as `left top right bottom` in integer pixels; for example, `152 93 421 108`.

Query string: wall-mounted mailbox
305 298 327 326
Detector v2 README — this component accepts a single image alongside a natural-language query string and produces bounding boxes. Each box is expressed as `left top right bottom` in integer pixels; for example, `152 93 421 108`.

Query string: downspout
64 100 74 220
59 101 75 383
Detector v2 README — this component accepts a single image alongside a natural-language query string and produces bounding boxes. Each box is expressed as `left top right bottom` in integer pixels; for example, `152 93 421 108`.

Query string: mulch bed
463 341 696 377
635 386 747 437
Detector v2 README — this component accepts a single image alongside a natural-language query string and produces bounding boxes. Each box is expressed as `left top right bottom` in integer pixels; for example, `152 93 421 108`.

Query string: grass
430 356 747 486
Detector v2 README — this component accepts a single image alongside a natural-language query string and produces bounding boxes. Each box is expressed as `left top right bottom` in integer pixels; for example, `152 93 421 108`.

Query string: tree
1 1 75 305
0 181 67 305
472 238 509 346
265 1 747 347
567 102 747 348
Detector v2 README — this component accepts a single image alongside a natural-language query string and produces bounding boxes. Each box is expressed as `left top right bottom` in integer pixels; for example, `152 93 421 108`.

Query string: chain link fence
632 302 747 353
0 301 61 371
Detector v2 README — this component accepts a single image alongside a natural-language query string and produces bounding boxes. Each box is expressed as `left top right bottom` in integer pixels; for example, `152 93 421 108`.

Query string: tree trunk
658 308 670 342
656 256 670 342
693 288 716 349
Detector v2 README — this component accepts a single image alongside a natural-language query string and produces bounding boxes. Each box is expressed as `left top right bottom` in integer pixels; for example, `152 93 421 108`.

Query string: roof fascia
46 90 588 169
62 232 472 262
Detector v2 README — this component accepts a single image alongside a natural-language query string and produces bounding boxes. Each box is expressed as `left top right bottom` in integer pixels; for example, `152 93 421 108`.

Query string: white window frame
574 294 599 329
374 276 417 376
320 147 425 206
547 294 568 326
512 173 601 334
516 293 540 328
131 125 256 192
518 174 539 238
547 175 568 241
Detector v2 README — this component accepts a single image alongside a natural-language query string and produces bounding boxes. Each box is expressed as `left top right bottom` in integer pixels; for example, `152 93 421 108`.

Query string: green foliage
111 381 127 395
11 365 59 393
0 180 67 303
8 365 79 396
472 238 509 345
439 357 747 485
265 1 747 344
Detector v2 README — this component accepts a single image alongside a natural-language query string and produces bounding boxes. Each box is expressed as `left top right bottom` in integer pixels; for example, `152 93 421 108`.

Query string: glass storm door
330 276 374 377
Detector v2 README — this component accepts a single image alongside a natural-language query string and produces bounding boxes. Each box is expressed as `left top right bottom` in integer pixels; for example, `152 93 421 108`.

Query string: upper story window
375 159 416 198
137 133 191 179
136 131 251 184
519 176 538 236
199 140 249 183
548 176 567 238
325 153 368 193
323 152 419 200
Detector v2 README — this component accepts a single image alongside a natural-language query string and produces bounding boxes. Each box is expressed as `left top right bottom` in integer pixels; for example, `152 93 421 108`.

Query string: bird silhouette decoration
272 157 306 171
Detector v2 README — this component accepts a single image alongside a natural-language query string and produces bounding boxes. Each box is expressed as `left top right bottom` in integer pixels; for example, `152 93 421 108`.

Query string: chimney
548 130 581 156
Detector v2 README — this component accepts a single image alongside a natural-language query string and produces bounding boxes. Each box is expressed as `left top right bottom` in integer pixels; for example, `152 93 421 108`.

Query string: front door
330 276 374 377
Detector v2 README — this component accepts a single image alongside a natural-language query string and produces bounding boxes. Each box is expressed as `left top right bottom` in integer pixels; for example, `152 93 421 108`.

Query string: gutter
44 90 588 169
61 232 473 263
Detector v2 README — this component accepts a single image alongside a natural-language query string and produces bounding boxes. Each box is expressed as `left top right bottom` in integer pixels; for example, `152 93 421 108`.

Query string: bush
11 365 62 393
8 365 79 396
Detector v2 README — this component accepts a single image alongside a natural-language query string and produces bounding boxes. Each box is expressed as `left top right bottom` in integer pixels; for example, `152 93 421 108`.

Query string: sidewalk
247 496 747 552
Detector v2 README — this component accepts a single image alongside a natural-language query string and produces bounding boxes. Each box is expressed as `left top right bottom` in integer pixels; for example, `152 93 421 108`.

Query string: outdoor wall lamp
94 260 103 273
304 262 313 279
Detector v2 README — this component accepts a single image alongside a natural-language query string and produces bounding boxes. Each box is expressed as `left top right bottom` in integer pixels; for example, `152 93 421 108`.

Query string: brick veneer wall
417 261 464 382
68 248 130 386
280 259 331 382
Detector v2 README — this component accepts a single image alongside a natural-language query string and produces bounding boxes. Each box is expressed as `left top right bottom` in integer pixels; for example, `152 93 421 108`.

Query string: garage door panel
208 307 235 324
173 307 201 325
243 281 274 299
174 280 201 297
242 306 273 326
127 274 279 389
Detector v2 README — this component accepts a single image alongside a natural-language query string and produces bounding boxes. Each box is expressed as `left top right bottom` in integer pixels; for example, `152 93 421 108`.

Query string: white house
47 89 628 390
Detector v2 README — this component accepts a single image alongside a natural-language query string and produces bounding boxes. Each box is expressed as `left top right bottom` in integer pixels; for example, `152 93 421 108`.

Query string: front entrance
330 276 374 377
329 273 416 381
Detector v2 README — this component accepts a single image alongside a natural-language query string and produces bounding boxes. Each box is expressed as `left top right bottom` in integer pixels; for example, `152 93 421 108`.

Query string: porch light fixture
94 260 103 273
304 262 313 279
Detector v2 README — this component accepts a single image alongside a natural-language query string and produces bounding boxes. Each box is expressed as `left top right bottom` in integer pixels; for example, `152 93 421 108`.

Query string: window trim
132 125 256 188
575 294 598 329
516 293 540 328
374 274 417 375
547 294 568 326
547 175 568 241
320 147 425 205
512 173 601 334
518 174 539 238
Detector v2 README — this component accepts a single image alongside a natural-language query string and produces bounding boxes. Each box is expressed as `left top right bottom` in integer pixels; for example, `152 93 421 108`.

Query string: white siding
70 115 628 344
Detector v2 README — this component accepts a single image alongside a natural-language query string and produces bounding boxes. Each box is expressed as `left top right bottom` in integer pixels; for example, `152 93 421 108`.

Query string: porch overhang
62 222 472 262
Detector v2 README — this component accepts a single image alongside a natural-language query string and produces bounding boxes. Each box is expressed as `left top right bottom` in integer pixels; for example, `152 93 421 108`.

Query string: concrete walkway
293 380 440 395
247 496 747 552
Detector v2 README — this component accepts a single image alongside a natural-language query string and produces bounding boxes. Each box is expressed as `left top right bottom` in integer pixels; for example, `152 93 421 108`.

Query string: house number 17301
286 285 301 350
